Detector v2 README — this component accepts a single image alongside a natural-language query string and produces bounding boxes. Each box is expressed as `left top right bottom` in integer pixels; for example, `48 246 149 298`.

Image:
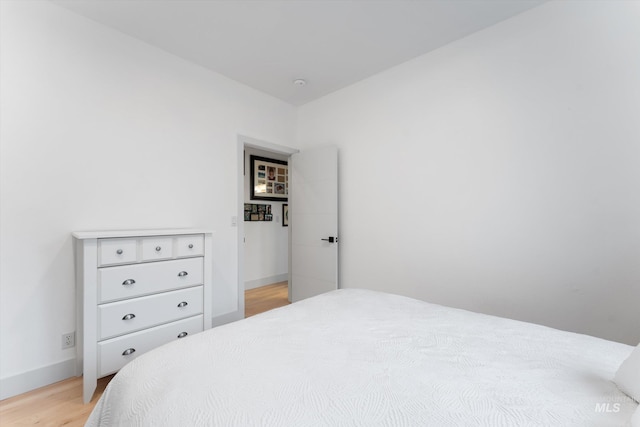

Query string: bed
86 289 638 426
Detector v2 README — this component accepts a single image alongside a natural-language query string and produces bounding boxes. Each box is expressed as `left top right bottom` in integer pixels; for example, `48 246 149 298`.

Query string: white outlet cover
62 332 75 349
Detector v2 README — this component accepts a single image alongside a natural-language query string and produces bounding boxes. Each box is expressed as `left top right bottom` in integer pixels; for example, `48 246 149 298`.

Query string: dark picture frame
282 204 289 227
250 155 288 202
244 203 273 222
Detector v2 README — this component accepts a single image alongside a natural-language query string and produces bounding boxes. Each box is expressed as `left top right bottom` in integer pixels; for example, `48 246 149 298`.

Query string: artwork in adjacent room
244 203 273 221
250 155 288 201
282 204 289 227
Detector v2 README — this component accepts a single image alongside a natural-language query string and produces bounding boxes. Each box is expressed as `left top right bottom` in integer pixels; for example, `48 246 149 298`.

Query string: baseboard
0 358 76 401
244 273 288 291
211 310 244 327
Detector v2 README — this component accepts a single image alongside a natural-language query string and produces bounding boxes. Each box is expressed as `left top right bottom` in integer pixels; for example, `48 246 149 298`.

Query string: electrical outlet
62 332 75 349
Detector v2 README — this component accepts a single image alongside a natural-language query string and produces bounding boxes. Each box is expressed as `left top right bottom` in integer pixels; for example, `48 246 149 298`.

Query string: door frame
237 135 299 313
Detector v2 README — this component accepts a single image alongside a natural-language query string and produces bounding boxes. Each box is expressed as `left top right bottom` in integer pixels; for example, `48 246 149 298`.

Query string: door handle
321 237 336 243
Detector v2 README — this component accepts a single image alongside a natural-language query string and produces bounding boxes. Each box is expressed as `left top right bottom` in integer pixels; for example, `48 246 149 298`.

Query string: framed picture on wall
250 155 288 202
282 204 289 227
244 203 274 222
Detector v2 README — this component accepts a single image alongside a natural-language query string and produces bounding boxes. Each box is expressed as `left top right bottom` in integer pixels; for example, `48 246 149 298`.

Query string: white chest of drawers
72 229 213 403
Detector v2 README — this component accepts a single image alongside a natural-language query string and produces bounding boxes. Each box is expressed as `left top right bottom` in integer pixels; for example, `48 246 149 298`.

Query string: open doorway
237 136 298 318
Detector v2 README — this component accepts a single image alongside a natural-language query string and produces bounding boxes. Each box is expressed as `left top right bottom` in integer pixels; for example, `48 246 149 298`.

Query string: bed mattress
86 289 637 426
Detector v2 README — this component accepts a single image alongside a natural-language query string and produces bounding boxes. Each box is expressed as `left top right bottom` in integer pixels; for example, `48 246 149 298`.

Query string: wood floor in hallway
244 281 290 317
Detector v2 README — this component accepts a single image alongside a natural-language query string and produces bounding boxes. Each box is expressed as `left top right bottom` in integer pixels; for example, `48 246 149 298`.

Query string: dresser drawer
98 257 204 303
98 315 203 377
176 235 204 258
98 286 204 340
99 238 137 266
141 237 173 262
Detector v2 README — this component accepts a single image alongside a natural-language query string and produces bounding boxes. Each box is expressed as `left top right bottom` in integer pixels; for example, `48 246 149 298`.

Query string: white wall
297 1 640 345
0 0 295 394
243 147 289 289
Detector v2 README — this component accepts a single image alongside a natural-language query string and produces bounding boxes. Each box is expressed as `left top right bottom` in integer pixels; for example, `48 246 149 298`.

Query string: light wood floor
0 282 290 426
244 281 289 317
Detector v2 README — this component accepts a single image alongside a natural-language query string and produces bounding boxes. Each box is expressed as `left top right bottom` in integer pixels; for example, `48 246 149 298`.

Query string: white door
290 145 339 302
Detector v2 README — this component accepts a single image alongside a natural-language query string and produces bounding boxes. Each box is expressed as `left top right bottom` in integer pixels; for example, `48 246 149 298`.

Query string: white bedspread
87 289 637 426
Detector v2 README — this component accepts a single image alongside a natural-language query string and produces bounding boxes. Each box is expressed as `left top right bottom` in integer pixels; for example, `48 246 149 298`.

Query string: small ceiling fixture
293 79 306 87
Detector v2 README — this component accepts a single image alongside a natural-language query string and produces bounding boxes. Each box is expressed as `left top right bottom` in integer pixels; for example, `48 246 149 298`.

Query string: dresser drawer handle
122 279 136 286
177 271 188 277
177 301 188 308
122 313 136 321
122 348 136 356
155 246 162 252
116 249 123 255
177 332 188 339
188 244 194 249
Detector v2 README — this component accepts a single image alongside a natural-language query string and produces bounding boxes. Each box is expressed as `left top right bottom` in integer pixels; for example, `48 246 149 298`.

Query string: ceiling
51 0 545 106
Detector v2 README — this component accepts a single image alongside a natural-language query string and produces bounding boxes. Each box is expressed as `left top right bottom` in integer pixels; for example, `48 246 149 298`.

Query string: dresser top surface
72 228 213 239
